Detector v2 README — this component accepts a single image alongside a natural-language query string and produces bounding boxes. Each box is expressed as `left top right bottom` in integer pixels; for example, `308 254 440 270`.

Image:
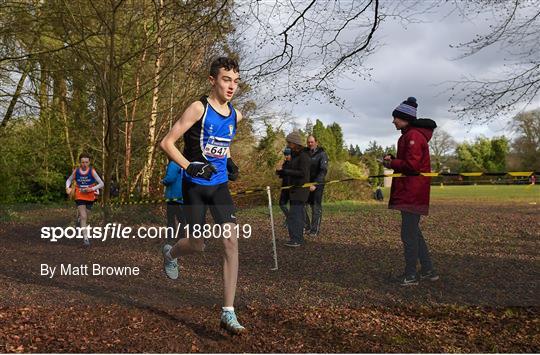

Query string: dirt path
1 202 538 352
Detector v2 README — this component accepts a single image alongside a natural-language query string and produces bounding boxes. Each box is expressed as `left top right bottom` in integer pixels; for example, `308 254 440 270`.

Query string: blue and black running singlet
75 167 97 188
183 96 237 186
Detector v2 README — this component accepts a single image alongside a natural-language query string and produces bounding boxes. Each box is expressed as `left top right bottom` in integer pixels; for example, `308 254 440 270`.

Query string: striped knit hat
392 97 418 121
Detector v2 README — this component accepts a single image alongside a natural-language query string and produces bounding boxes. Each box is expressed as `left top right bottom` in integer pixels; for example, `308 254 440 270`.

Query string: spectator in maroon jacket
383 97 439 286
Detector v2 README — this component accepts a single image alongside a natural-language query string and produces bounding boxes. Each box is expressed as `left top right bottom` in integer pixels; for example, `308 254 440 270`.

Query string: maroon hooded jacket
389 121 435 215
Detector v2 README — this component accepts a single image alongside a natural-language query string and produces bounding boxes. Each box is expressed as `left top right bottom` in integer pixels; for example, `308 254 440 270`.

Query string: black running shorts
75 200 94 210
182 180 236 226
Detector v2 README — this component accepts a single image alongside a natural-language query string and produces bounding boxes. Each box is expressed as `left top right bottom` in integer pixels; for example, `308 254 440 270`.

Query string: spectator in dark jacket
304 135 329 236
278 147 292 224
276 131 311 247
383 97 439 286
162 160 186 239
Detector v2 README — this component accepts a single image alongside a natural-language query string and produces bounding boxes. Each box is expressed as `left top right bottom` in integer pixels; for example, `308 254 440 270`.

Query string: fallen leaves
0 199 538 352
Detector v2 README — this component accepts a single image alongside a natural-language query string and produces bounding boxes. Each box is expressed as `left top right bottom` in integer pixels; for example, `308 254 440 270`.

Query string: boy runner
159 57 244 334
65 153 104 247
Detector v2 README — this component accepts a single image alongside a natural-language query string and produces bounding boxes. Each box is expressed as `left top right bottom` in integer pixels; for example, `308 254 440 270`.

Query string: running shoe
220 310 246 335
284 240 302 247
400 274 419 286
162 244 178 280
420 269 440 281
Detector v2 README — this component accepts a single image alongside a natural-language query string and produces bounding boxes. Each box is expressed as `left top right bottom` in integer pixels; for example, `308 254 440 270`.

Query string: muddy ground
0 198 538 352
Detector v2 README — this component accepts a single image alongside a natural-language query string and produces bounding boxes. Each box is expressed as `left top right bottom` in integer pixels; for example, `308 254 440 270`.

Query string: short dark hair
79 153 91 161
210 57 239 78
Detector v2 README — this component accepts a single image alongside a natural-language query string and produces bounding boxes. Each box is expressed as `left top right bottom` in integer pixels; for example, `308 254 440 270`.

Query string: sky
245 2 539 151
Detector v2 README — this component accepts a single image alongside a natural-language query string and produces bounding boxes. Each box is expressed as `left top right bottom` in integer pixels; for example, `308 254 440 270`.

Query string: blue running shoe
162 244 178 280
220 310 246 335
83 238 90 247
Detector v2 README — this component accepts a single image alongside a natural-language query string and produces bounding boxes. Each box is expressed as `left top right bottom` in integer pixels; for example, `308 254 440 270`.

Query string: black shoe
308 230 318 237
284 240 302 247
400 274 419 286
420 269 439 281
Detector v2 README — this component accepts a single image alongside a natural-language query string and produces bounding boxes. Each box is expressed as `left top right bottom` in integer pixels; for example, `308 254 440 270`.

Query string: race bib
204 136 230 158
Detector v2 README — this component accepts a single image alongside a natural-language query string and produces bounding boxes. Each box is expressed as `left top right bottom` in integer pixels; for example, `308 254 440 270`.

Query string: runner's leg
208 183 238 306
166 202 176 239
77 204 90 244
222 223 239 307
208 183 245 333
169 182 207 257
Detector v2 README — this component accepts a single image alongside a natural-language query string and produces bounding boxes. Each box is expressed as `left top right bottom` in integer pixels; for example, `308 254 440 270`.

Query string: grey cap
286 131 304 146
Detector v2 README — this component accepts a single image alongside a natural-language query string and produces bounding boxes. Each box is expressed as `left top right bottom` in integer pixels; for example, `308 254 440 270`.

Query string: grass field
238 184 539 217
411 184 539 202
0 185 539 352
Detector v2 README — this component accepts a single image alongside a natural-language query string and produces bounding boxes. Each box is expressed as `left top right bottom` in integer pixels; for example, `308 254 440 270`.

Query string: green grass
385 184 540 203
237 185 539 218
2 185 537 223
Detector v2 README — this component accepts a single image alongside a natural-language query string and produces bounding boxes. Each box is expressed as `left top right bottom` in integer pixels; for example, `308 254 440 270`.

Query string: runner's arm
226 109 242 159
236 109 243 123
65 170 75 189
90 169 105 191
226 109 240 178
160 101 205 169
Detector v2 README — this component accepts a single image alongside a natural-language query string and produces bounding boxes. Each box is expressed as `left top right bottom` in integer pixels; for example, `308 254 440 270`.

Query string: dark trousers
401 211 433 276
166 202 185 239
304 186 324 234
279 189 290 220
288 200 305 244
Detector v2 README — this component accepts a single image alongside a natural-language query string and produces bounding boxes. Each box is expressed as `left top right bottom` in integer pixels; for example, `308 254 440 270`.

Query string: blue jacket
162 161 183 202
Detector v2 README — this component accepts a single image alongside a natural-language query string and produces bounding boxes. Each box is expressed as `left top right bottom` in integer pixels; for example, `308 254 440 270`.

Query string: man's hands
227 158 239 181
186 161 217 180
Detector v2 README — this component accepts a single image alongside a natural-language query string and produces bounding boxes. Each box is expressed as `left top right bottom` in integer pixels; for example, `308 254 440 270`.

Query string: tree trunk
124 47 147 199
102 97 106 175
101 2 123 221
51 71 76 168
38 61 49 118
169 43 176 129
141 0 164 196
59 78 76 167
1 59 33 128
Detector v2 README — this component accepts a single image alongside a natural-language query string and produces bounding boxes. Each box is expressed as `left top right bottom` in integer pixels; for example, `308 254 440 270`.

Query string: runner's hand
66 187 72 195
227 158 239 181
186 162 217 180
